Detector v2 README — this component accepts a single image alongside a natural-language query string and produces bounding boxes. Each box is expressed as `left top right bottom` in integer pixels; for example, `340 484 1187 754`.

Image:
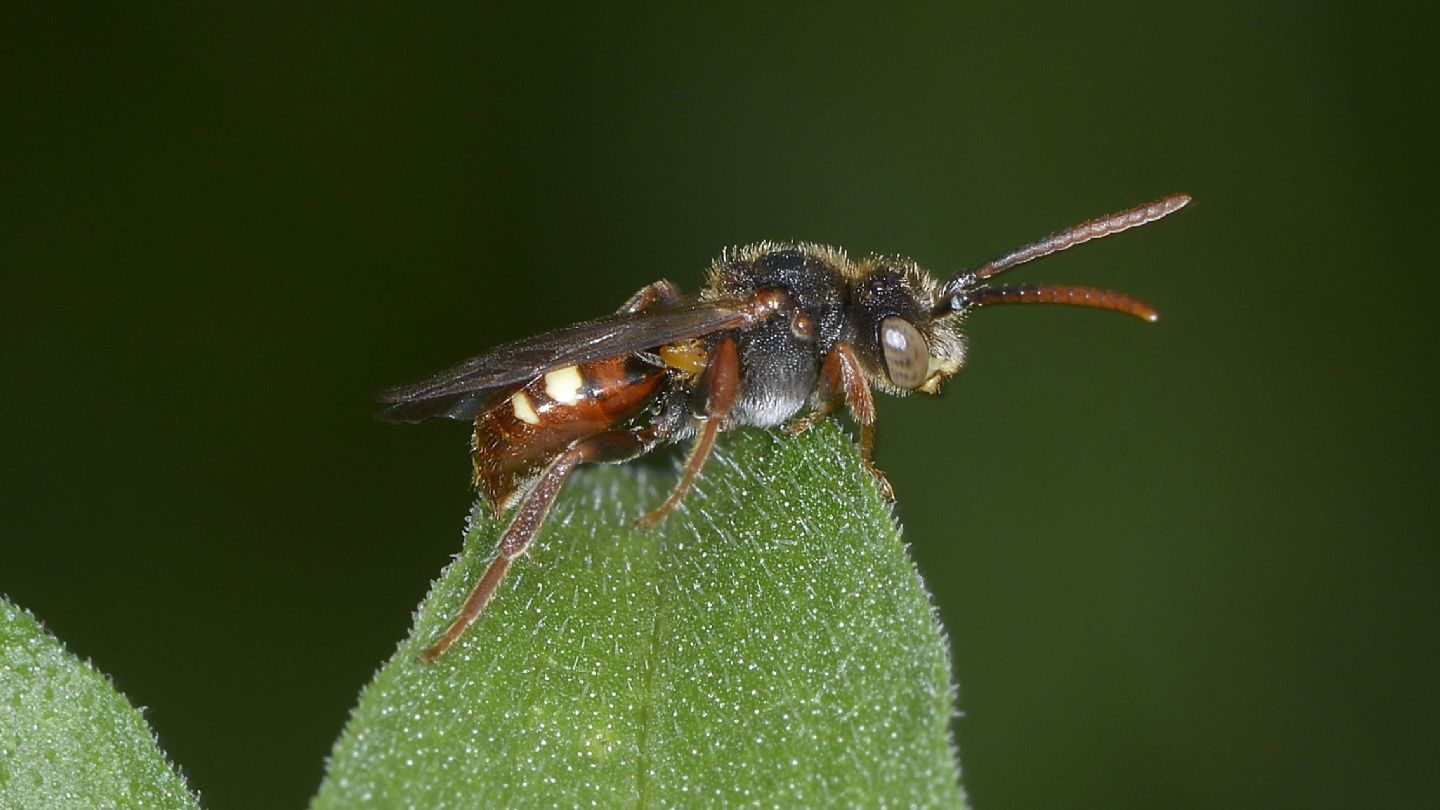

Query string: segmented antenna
961 284 1160 322
971 194 1189 282
939 194 1189 320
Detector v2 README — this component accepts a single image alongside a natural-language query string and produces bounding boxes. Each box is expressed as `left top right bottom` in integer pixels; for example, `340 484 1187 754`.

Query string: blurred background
3 3 1436 808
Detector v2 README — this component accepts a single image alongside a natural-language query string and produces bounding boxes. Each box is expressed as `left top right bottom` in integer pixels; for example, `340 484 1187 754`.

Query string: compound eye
880 316 929 389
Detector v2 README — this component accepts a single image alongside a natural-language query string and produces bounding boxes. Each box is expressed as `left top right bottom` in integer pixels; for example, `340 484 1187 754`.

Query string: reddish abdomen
472 356 665 511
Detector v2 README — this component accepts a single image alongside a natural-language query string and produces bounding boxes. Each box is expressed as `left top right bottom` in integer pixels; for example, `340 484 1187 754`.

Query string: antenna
938 194 1189 320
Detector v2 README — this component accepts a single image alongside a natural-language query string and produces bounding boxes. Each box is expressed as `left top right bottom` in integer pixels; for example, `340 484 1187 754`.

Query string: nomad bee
381 194 1190 662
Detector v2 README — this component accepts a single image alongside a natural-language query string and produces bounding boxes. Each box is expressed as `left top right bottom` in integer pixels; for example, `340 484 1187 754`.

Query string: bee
381 194 1190 662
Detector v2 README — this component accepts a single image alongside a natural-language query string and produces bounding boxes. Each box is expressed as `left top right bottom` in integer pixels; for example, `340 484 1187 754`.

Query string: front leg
787 342 893 501
785 347 846 437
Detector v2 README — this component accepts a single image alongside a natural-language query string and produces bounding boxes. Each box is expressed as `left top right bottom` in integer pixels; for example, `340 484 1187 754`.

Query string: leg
421 428 659 663
618 280 683 314
787 343 892 500
785 344 848 436
637 335 741 529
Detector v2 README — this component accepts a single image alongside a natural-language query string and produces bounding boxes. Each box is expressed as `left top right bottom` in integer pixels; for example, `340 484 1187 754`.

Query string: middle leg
637 334 741 529
618 279 683 314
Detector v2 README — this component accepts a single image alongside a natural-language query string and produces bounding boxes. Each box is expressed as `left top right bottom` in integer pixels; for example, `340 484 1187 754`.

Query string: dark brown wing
378 300 748 423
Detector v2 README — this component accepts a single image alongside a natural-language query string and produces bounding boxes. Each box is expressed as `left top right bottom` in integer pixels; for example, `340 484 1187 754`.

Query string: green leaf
0 597 198 810
314 423 965 809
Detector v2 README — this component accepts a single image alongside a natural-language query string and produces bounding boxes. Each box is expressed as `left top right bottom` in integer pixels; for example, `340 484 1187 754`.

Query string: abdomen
472 356 666 511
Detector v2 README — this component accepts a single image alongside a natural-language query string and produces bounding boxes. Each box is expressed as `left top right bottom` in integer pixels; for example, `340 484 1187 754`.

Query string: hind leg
421 426 662 662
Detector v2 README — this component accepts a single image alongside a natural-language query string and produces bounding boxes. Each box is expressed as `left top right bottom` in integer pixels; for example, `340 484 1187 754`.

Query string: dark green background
3 4 1435 808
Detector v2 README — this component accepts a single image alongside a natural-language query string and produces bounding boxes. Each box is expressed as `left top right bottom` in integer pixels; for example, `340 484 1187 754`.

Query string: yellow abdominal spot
510 391 541 425
543 365 585 405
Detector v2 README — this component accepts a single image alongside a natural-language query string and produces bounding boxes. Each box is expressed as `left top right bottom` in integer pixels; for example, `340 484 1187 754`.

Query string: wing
377 300 749 423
